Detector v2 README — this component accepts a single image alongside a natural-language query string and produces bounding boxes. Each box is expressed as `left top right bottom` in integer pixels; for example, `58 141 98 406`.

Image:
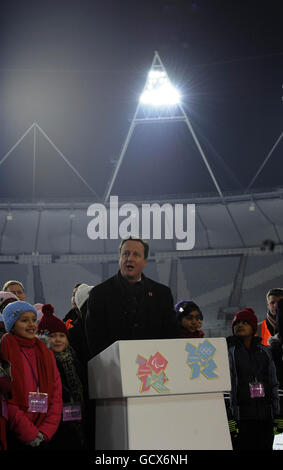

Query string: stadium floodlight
140 69 180 106
104 51 223 202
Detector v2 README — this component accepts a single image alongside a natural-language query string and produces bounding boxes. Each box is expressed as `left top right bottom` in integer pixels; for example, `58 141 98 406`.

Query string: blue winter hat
2 301 38 333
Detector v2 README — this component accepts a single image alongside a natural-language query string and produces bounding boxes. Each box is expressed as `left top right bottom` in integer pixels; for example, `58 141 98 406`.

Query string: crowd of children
0 300 62 450
0 279 283 452
0 281 92 451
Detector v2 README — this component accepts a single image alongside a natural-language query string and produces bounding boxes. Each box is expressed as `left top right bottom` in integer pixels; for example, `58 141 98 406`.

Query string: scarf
0 333 55 425
54 347 84 405
267 312 277 334
180 327 204 338
0 355 12 397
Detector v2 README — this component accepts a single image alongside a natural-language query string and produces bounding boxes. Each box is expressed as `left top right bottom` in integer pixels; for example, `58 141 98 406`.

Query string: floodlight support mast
178 102 223 199
103 53 157 203
154 53 223 198
103 106 139 203
104 51 224 202
0 122 99 200
245 130 283 192
33 124 37 201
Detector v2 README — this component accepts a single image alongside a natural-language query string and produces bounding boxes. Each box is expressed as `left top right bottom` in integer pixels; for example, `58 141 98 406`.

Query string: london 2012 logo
185 340 218 379
136 352 170 393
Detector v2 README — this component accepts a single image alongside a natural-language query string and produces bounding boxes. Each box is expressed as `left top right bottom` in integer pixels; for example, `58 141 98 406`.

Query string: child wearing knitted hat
226 307 279 451
0 291 19 340
0 301 62 450
38 304 87 450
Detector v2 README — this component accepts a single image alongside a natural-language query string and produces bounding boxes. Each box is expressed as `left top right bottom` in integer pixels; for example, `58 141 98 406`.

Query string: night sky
0 0 282 201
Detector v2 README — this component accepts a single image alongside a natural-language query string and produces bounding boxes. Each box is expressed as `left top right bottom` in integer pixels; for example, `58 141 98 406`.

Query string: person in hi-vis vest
257 288 283 346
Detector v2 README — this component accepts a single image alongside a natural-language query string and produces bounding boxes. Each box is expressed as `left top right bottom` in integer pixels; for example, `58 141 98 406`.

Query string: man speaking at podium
85 237 179 358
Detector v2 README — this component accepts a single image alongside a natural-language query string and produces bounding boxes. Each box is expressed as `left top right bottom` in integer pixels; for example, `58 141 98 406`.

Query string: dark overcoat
85 272 180 358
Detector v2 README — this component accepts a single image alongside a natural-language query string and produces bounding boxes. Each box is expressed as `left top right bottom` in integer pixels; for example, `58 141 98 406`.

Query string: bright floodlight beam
139 70 180 106
104 50 224 203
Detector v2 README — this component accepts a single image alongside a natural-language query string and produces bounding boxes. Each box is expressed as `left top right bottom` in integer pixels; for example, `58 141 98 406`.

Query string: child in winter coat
174 300 205 338
38 304 87 450
226 307 279 451
0 301 62 449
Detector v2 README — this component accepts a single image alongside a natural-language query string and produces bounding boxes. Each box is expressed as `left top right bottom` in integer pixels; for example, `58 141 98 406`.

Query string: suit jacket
85 271 179 358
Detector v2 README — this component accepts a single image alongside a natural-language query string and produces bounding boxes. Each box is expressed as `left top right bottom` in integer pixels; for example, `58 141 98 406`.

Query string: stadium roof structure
0 51 281 262
0 51 282 263
0 70 282 330
0 188 281 333
0 4 282 332
0 188 282 261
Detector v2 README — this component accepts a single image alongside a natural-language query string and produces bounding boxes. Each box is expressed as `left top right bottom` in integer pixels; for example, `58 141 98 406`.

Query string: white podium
88 338 232 450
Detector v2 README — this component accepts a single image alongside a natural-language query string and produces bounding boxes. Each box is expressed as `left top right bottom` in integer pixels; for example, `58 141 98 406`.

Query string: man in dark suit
85 237 179 358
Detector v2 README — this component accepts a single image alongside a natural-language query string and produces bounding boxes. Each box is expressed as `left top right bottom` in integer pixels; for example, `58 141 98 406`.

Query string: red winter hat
232 307 258 335
37 304 68 335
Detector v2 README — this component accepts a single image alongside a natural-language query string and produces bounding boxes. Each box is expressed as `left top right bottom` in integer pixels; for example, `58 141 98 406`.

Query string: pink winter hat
0 291 18 306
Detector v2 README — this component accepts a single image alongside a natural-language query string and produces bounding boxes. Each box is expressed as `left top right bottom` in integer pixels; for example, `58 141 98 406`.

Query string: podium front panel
89 338 230 399
89 338 232 450
127 393 232 450
95 393 232 450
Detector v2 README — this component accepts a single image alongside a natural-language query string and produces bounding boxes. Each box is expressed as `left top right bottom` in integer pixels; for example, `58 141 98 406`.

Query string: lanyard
246 346 261 383
20 348 40 392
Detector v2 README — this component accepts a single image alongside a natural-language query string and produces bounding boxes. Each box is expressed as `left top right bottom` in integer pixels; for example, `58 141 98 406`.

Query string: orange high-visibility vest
257 321 271 346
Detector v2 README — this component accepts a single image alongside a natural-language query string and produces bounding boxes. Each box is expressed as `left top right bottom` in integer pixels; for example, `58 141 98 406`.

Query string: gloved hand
27 432 44 447
228 419 239 440
273 417 283 435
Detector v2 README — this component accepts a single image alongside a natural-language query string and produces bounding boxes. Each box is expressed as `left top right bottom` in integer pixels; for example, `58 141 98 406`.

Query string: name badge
249 382 265 398
63 404 82 422
28 392 48 413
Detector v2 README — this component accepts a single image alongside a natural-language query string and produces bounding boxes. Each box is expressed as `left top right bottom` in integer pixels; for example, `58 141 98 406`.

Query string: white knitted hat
74 283 94 310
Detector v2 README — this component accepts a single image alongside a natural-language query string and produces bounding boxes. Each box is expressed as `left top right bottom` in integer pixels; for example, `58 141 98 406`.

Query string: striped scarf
54 347 84 405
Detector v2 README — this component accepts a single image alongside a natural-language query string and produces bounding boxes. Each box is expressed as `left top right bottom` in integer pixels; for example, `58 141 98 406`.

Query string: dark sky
0 0 282 201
